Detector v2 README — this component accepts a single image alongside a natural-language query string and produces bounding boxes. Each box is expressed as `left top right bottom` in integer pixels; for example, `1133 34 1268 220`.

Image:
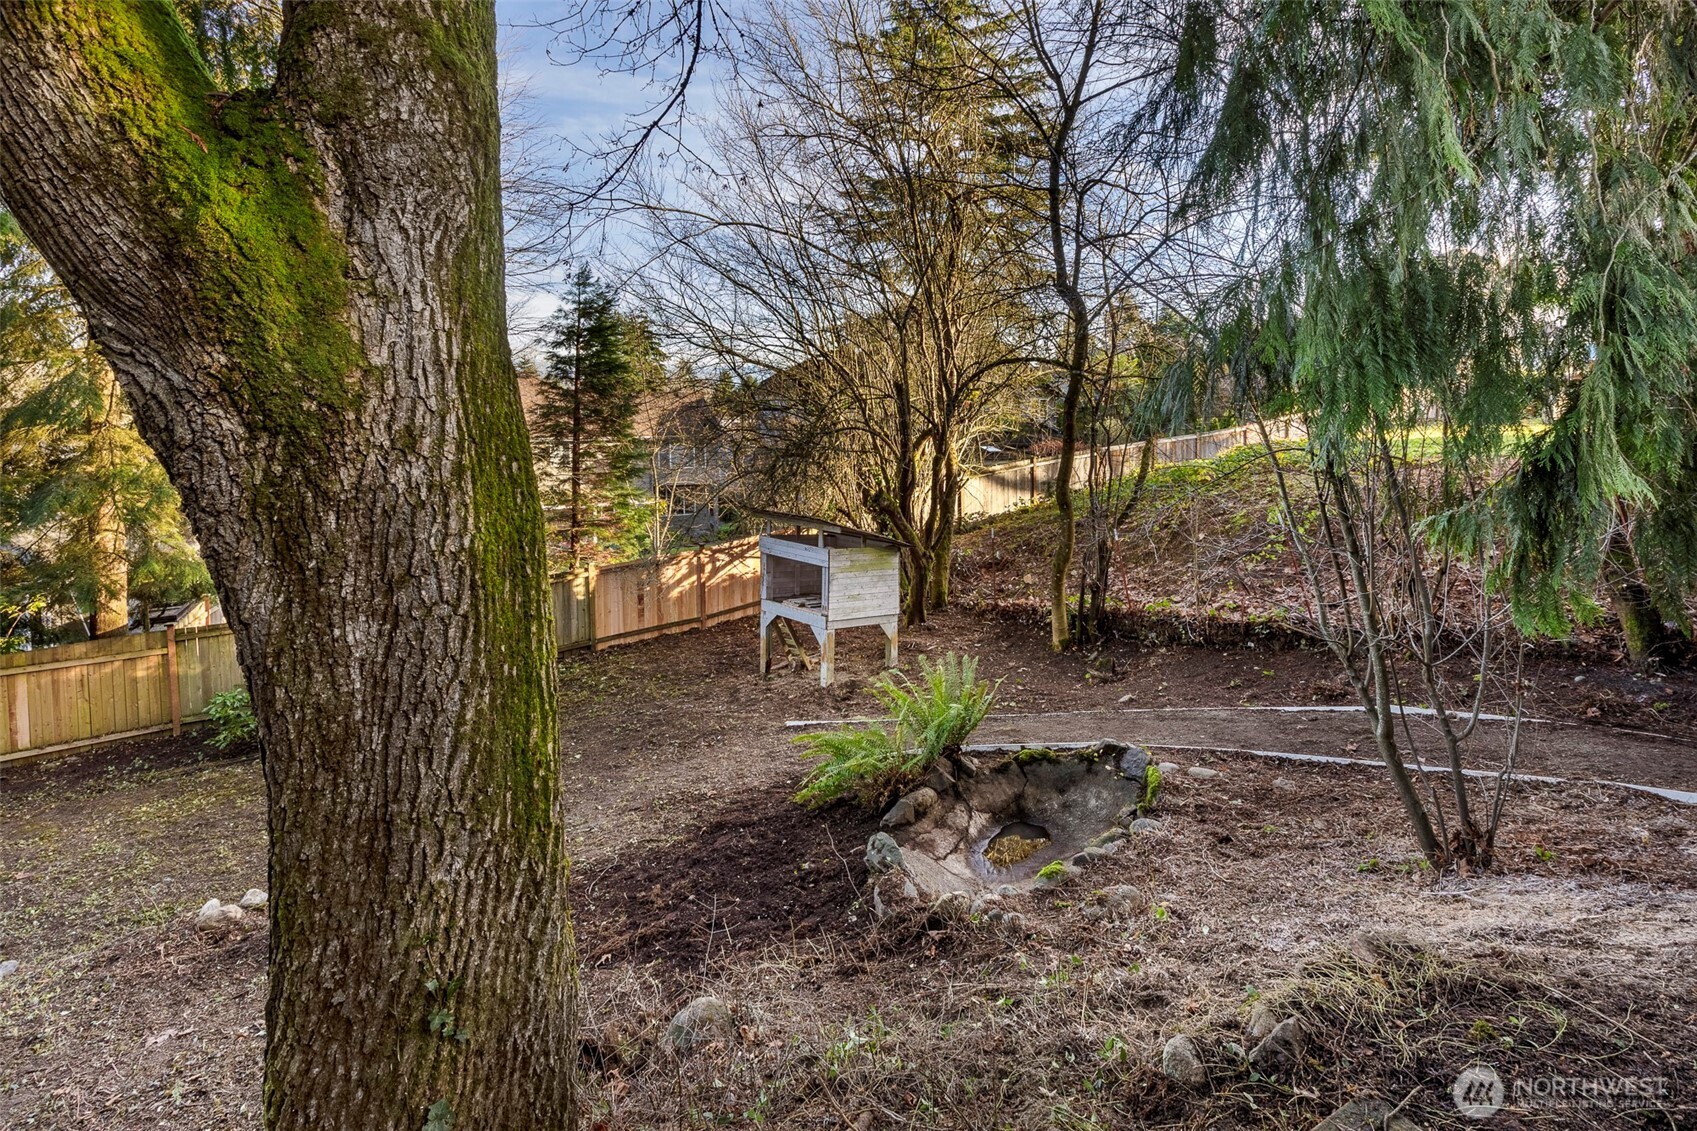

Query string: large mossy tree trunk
0 5 575 1129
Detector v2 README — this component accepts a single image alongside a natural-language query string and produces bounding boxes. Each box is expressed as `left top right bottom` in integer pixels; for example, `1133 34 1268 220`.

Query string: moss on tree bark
0 4 576 1128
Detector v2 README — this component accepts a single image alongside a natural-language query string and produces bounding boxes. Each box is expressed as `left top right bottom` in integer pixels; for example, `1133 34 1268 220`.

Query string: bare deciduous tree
636 0 1047 624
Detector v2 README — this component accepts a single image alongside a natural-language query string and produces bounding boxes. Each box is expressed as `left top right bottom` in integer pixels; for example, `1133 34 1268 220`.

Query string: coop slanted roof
744 508 908 548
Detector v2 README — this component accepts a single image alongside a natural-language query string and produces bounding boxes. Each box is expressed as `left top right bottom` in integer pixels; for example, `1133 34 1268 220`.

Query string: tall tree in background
535 266 663 565
0 212 208 641
0 5 574 1129
952 0 1210 650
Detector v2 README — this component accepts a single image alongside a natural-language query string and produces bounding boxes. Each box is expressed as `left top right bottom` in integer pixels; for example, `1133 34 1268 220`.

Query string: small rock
1222 1040 1246 1064
1272 777 1298 792
1245 1001 1279 1042
665 996 734 1055
930 891 972 922
1312 1098 1423 1131
1090 827 1128 848
1157 761 1180 776
1070 845 1113 867
1034 863 1080 889
194 899 244 933
1098 884 1146 915
1117 693 1135 704
1186 765 1220 779
1130 817 1162 833
995 884 1019 897
997 911 1027 931
870 871 921 920
1161 1034 1207 1086
969 892 1001 915
881 786 941 829
1248 1016 1305 1072
1116 744 1150 782
237 888 268 910
923 761 956 794
864 833 904 874
0 959 18 981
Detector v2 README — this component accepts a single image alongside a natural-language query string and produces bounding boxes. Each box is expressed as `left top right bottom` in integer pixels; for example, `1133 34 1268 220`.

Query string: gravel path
963 704 1696 797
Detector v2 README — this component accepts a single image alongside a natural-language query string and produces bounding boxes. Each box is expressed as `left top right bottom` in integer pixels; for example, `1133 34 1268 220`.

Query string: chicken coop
754 510 902 686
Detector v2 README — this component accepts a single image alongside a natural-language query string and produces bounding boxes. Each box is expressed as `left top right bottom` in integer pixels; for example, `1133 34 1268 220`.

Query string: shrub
795 653 997 808
205 688 259 750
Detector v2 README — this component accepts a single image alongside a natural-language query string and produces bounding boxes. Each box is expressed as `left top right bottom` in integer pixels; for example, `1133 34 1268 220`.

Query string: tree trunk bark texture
1049 293 1088 651
1604 519 1671 669
0 5 575 1129
90 492 129 636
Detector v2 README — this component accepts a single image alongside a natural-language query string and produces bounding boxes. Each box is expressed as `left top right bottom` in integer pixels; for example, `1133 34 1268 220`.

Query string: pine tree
0 212 208 643
535 266 663 565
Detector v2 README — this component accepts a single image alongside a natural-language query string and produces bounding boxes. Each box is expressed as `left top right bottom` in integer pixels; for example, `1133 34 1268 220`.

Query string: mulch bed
571 783 878 970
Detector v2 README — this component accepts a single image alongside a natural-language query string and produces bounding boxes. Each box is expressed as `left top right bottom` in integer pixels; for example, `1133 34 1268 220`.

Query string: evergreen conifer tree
0 212 208 642
535 266 663 564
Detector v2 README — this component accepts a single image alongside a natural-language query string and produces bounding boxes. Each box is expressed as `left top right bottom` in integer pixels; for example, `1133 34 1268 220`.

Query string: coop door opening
768 555 824 609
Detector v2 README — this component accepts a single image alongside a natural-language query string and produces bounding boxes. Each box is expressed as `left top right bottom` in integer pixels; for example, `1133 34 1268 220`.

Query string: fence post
587 563 599 648
165 625 182 737
695 549 708 628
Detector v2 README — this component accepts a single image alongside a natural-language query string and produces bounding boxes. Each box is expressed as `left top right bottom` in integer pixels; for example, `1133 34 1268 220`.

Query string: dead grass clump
1199 933 1689 1128
576 919 1691 1130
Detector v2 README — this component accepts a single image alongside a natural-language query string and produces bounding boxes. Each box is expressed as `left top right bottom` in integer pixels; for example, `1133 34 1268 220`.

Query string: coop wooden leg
883 623 898 669
820 629 836 687
759 618 771 676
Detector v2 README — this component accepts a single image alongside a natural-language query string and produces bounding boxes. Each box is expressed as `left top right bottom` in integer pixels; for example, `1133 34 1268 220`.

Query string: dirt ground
2 611 1695 1129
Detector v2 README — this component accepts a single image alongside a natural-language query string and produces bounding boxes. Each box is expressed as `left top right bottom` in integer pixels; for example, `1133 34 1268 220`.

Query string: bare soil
2 612 1694 1129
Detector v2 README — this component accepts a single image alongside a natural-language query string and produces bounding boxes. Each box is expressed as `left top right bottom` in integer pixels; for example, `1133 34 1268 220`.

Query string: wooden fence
959 418 1304 517
0 422 1293 763
0 623 240 763
0 541 764 763
552 536 762 651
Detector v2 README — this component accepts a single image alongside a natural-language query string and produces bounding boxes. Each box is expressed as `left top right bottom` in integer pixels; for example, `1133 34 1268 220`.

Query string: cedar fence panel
0 626 237 762
551 535 762 652
958 418 1304 518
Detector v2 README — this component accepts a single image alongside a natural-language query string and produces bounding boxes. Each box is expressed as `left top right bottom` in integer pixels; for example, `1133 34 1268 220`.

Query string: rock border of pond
866 740 1164 900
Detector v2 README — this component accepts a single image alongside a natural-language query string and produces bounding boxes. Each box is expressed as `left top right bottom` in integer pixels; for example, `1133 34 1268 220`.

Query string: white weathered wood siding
825 546 901 623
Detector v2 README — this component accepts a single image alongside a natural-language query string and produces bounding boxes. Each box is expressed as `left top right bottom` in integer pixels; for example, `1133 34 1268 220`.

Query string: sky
495 2 717 344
